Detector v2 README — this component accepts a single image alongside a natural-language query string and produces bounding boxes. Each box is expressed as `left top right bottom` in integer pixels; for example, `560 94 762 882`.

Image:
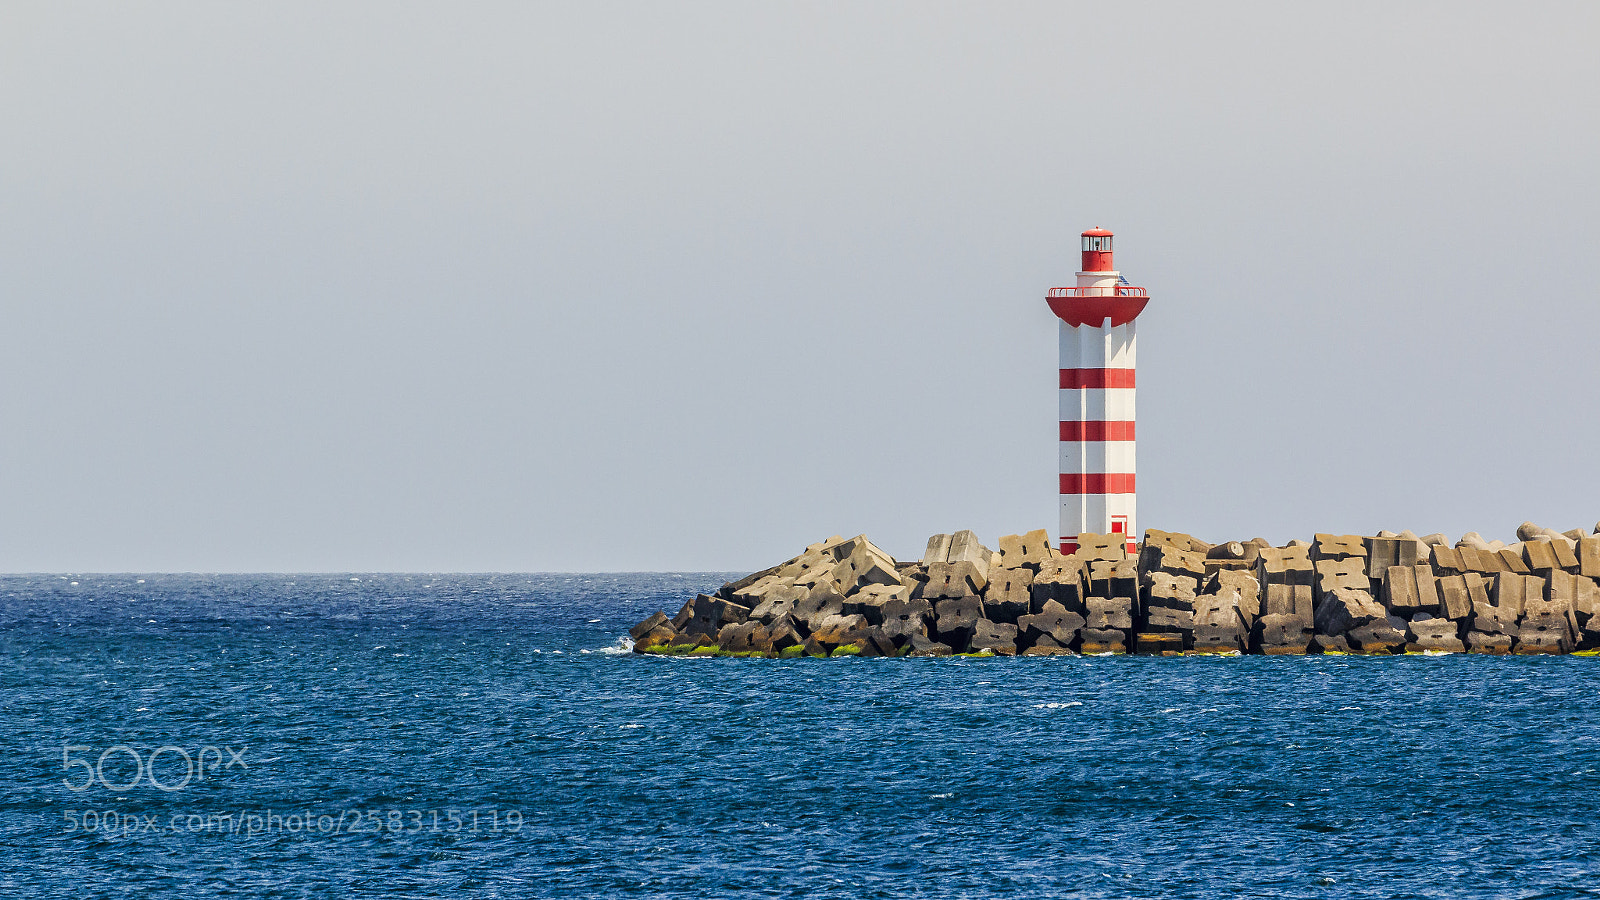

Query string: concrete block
1346 621 1406 654
844 583 911 625
905 633 954 657
1253 613 1312 653
1145 545 1208 583
879 598 934 641
1436 574 1473 621
750 583 808 624
1431 545 1464 573
1075 532 1128 561
811 613 871 648
1018 600 1086 649
1260 582 1312 614
795 587 846 631
1146 572 1200 612
923 561 988 599
766 619 805 654
1405 617 1464 653
832 542 903 595
1314 587 1386 636
1384 565 1419 613
1412 565 1442 614
1311 633 1352 654
1515 600 1573 654
933 595 984 650
718 621 774 654
998 529 1053 570
776 550 832 581
1471 599 1519 636
1313 534 1368 562
983 567 1034 623
1142 528 1209 553
629 611 672 643
731 574 787 609
1467 632 1513 654
1206 540 1247 561
1573 575 1600 632
1581 537 1600 578
684 594 752 636
921 533 953 566
1079 628 1128 654
1085 596 1133 631
1523 540 1561 572
1257 546 1314 587
719 564 782 600
947 530 992 573
1498 549 1531 574
967 619 1018 656
1021 635 1075 656
804 535 850 560
1031 561 1087 614
1191 622 1245 653
1315 557 1371 597
1088 558 1139 601
1552 538 1580 570
1135 632 1184 655
1144 606 1195 635
1210 569 1263 625
1366 536 1420 583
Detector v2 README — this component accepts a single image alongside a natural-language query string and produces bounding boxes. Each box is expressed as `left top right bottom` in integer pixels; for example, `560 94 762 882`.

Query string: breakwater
629 523 1600 657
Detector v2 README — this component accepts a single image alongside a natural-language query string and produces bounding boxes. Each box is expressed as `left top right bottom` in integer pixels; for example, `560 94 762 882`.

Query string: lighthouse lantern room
1046 228 1150 555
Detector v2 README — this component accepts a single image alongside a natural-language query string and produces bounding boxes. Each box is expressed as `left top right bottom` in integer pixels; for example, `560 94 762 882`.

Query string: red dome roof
1081 227 1113 237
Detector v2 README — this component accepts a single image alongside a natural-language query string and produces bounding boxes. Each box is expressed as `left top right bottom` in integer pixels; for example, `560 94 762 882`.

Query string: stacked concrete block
1571 574 1600 649
1366 536 1420 596
1141 571 1200 650
1191 570 1256 653
1468 572 1527 653
1135 633 1185 655
831 538 903 596
1075 531 1129 562
967 619 1019 656
1580 537 1600 579
984 567 1035 624
933 595 985 651
998 529 1055 572
1255 546 1314 654
878 597 934 645
680 594 752 637
1030 558 1088 616
1088 558 1139 602
1434 573 1475 622
844 583 911 625
1076 536 1137 653
1523 538 1580 574
1404 614 1465 653
1017 600 1086 655
629 611 678 650
1314 587 1403 653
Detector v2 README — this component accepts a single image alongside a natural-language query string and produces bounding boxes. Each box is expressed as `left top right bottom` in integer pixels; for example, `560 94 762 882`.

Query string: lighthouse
1046 228 1150 555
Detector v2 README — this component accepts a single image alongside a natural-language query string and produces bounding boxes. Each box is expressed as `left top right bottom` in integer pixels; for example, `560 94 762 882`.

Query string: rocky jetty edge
628 523 1600 658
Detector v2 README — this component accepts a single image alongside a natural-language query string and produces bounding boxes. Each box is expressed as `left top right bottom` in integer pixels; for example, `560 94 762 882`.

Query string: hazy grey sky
3 2 1597 572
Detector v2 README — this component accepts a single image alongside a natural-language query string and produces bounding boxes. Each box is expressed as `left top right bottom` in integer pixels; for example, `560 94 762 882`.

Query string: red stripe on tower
1059 420 1136 442
1059 368 1136 389
1059 473 1137 494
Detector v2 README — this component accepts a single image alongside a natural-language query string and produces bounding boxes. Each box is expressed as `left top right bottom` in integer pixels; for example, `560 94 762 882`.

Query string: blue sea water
3 573 1599 899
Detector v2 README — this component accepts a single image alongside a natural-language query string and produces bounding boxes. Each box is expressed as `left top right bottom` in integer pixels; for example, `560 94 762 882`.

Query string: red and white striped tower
1046 228 1150 555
